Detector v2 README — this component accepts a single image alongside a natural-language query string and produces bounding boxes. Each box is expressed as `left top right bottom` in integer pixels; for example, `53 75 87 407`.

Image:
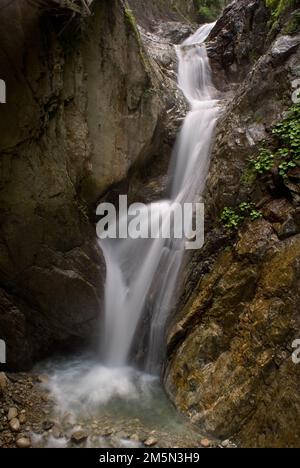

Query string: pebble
42 420 54 431
62 412 76 427
8 407 18 421
71 430 88 444
144 437 158 447
19 413 27 424
37 375 49 385
52 426 62 439
16 437 31 449
221 439 230 448
9 418 20 432
200 438 211 448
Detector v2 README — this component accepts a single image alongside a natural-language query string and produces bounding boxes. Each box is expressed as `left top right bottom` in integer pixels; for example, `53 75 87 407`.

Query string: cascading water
44 23 221 420
101 22 220 373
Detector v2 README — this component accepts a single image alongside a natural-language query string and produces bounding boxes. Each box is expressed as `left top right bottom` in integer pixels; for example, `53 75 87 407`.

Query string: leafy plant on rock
245 100 300 180
220 203 262 230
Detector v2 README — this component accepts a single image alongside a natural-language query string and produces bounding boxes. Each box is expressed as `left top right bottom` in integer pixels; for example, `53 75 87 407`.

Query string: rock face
165 0 300 448
0 0 166 369
166 220 300 447
127 0 198 30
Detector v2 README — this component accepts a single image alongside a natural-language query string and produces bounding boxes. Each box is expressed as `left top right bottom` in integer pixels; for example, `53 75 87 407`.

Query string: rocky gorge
0 0 300 449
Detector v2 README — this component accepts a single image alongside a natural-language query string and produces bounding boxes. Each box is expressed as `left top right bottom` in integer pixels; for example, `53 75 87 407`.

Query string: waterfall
100 22 220 373
43 23 221 417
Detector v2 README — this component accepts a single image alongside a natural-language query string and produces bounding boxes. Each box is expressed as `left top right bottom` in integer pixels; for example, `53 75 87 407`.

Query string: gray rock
221 439 230 448
271 35 300 60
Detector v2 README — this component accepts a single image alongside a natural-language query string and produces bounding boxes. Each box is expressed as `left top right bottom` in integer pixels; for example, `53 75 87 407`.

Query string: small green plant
283 11 300 34
194 0 228 22
124 8 140 42
220 203 262 230
249 148 275 174
244 99 300 182
265 0 298 33
265 0 296 17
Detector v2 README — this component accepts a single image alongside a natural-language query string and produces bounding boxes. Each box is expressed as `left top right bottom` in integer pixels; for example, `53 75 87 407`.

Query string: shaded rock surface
0 0 171 369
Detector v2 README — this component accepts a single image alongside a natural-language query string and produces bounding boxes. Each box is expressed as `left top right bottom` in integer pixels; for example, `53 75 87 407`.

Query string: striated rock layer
165 0 300 448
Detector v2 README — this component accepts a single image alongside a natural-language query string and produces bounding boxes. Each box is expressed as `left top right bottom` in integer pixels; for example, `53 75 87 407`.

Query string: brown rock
19 413 27 425
16 437 31 449
144 437 158 447
166 230 300 448
200 439 211 448
9 418 20 432
71 430 88 444
8 408 18 421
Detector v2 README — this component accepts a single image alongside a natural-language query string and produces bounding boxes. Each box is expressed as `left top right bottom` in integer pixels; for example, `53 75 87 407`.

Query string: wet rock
166 233 300 448
52 426 62 439
0 0 170 370
153 21 195 44
271 35 300 62
273 215 299 240
144 437 158 447
16 437 31 449
37 375 49 385
236 220 278 260
62 412 76 427
263 199 294 224
42 420 54 431
71 430 88 444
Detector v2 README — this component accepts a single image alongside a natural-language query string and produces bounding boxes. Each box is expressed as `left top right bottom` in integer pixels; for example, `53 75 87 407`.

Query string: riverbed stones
16 437 31 449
